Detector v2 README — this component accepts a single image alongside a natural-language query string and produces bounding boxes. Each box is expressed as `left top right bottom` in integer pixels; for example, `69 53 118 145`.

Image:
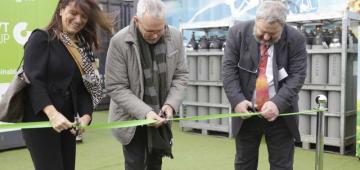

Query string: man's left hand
260 101 279 122
161 104 174 120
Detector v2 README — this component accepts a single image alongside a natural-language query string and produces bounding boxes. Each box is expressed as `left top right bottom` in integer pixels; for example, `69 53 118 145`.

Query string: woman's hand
43 105 73 133
70 114 91 136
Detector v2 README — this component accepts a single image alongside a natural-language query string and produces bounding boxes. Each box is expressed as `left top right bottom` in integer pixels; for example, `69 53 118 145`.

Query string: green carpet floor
0 111 359 170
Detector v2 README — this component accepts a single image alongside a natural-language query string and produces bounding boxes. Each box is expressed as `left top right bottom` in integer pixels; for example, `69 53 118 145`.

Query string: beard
252 26 281 46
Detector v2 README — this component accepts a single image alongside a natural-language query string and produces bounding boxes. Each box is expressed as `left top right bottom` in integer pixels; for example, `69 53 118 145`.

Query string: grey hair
136 0 166 19
256 1 288 25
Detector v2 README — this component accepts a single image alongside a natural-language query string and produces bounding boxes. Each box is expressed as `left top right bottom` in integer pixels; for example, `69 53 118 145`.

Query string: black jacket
23 29 92 121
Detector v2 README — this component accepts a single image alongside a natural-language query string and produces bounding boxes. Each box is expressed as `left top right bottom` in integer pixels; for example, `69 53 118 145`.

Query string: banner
0 0 57 84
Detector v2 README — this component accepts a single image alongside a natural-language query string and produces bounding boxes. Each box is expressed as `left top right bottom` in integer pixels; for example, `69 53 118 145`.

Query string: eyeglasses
237 62 258 74
138 23 165 37
143 27 164 36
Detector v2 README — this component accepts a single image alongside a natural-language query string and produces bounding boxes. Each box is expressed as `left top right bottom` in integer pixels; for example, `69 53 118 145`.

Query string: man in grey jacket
105 0 188 169
223 1 307 170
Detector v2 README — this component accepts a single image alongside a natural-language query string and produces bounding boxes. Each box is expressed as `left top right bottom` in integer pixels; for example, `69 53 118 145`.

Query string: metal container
185 85 198 123
328 53 341 85
299 90 311 135
208 54 222 125
209 35 222 51
197 55 209 81
186 32 198 51
328 30 342 85
209 55 221 81
305 54 311 84
311 26 328 85
197 53 209 123
327 91 340 138
198 35 210 51
209 87 221 125
311 45 328 84
188 56 197 81
221 89 230 125
197 86 209 123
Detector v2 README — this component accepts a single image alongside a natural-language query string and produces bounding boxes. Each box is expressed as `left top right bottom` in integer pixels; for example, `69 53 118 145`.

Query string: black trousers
235 117 294 170
22 92 76 170
22 128 76 170
123 126 163 170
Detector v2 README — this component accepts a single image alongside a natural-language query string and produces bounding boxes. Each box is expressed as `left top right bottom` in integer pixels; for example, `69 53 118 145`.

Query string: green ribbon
0 122 51 129
357 126 360 141
0 109 323 130
85 119 156 130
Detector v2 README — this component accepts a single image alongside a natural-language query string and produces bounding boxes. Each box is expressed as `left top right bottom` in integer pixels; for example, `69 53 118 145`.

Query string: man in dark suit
222 1 307 170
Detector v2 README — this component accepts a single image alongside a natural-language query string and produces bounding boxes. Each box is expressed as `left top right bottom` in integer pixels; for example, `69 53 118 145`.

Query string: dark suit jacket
222 20 307 141
23 29 92 121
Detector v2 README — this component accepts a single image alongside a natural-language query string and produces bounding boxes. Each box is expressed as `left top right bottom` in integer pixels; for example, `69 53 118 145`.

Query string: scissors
73 117 81 136
159 110 172 124
159 110 166 118
250 100 263 119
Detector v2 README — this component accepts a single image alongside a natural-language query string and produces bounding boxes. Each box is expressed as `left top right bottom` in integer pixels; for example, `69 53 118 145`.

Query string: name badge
278 67 288 81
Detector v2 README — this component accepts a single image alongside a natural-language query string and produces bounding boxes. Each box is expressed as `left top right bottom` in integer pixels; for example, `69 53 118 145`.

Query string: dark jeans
235 117 294 170
123 126 163 170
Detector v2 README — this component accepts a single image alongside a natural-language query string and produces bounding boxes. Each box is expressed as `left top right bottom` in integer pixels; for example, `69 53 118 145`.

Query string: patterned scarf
59 31 103 108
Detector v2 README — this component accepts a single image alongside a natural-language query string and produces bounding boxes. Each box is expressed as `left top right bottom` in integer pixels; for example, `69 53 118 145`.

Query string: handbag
0 64 30 122
0 29 48 123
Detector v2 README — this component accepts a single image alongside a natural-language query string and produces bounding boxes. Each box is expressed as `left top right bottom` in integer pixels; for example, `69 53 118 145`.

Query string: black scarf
137 28 173 159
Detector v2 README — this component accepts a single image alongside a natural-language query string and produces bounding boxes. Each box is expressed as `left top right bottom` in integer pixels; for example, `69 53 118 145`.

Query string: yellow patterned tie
255 44 269 111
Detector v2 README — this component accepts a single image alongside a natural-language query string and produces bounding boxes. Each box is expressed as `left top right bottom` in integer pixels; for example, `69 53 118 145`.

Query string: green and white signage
0 0 57 83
